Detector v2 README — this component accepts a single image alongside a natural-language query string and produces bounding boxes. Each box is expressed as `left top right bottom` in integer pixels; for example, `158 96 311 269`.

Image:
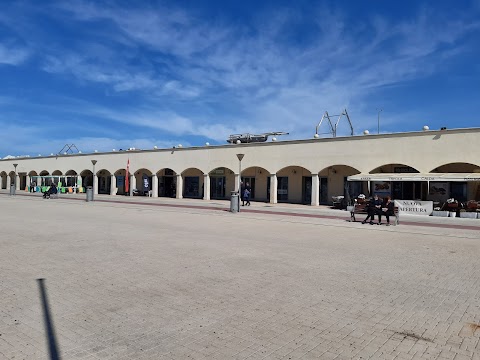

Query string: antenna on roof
315 108 354 138
58 144 81 155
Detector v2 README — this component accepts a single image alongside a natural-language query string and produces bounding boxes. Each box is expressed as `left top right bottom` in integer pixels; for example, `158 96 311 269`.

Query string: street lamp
91 160 97 201
13 163 18 192
377 108 383 134
236 154 244 193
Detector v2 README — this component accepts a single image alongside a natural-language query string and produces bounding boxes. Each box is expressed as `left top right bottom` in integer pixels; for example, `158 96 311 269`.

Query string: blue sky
0 0 479 157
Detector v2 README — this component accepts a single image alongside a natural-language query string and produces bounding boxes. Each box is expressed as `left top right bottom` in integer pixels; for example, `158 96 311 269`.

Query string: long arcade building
1 128 479 205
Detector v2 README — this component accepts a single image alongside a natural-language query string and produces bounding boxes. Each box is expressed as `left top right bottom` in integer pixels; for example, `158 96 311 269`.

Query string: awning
347 173 480 182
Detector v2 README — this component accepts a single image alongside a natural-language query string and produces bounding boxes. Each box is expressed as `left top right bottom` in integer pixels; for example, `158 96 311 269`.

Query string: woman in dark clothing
362 198 377 225
379 196 394 225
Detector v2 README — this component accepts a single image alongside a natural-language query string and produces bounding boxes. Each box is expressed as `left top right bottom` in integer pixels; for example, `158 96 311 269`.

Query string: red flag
125 158 130 193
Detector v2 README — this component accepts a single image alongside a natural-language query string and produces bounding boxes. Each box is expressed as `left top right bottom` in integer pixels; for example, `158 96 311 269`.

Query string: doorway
210 176 226 199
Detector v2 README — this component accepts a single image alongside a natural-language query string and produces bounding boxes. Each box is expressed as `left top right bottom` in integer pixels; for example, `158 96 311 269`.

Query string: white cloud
0 43 30 65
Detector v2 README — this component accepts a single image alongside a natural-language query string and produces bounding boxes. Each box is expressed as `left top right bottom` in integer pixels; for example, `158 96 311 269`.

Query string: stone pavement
0 196 479 360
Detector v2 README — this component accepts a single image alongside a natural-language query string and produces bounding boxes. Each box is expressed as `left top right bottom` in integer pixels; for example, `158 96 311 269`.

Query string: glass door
210 176 226 199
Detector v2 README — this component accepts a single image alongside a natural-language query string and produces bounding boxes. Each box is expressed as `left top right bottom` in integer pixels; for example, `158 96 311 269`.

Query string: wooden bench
349 203 399 225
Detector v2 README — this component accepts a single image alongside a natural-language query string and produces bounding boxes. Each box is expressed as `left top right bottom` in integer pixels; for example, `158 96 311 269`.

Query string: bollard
9 184 16 196
86 186 93 202
230 191 240 213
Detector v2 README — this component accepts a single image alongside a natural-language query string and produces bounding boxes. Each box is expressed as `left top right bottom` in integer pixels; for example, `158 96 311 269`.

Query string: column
234 174 240 192
0 175 3 190
6 175 11 187
77 176 82 191
130 175 136 196
93 175 98 195
270 174 277 204
176 174 183 199
15 175 20 190
152 175 158 197
110 174 116 195
311 174 319 206
203 174 210 200
26 175 30 191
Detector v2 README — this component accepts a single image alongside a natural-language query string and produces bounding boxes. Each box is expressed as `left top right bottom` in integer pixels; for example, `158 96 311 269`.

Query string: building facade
1 128 479 205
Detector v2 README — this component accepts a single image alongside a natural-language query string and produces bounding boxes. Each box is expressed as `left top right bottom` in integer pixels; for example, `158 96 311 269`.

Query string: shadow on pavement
37 278 61 360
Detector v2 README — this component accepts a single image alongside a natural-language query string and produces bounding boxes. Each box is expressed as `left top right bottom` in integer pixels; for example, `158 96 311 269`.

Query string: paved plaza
0 196 479 360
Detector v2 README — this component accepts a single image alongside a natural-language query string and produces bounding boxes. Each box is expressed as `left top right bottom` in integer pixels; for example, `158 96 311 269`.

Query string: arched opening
369 163 422 200
208 167 235 200
241 166 270 202
275 166 311 204
80 169 93 189
0 171 7 189
96 169 112 194
318 165 361 205
182 168 204 199
430 162 480 202
114 169 127 195
157 168 177 197
133 168 153 196
52 170 62 176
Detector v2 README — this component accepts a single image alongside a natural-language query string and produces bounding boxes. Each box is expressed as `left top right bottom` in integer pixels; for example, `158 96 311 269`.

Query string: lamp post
377 108 383 135
13 163 18 194
236 154 244 193
91 160 97 201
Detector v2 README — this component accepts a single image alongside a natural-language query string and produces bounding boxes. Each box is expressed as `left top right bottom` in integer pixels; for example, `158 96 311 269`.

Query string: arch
430 162 480 202
430 162 480 173
208 167 235 200
240 166 270 202
182 167 205 199
133 168 153 195
0 171 7 189
65 170 77 176
317 165 362 205
157 168 177 198
369 163 422 200
80 169 93 187
96 169 112 195
113 168 127 195
275 165 311 204
52 170 62 176
39 170 49 176
28 170 38 176
369 163 420 174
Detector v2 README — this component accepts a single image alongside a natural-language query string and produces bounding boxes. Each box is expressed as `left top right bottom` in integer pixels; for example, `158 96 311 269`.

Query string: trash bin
86 186 93 202
230 191 240 213
9 184 15 196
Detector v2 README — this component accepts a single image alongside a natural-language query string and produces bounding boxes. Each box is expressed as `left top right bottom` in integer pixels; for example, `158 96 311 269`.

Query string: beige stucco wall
1 128 480 201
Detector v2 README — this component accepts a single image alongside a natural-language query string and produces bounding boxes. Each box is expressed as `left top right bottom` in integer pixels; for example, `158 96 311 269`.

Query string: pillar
176 174 183 199
93 175 98 195
152 175 158 197
0 176 3 189
311 174 319 206
270 174 277 204
130 175 136 196
26 175 30 191
203 174 210 200
234 174 240 192
6 175 11 187
77 175 82 190
110 174 116 195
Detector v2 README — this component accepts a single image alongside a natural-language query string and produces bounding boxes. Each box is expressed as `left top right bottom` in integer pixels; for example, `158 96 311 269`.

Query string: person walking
240 181 245 206
243 186 251 206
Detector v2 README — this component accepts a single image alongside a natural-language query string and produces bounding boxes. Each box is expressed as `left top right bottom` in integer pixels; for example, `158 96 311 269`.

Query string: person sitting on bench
362 198 377 225
379 196 394 226
43 183 58 199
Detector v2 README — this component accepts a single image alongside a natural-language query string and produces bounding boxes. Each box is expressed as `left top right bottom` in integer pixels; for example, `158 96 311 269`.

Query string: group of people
362 195 394 226
240 181 251 206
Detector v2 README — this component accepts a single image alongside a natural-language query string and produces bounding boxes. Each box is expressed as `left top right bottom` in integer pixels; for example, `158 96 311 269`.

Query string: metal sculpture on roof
227 132 289 144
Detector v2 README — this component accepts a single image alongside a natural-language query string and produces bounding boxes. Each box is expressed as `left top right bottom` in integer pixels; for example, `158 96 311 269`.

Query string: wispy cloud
0 43 30 65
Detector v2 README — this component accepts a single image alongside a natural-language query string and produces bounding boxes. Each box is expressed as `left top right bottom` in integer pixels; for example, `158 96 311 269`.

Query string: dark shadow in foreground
37 278 61 360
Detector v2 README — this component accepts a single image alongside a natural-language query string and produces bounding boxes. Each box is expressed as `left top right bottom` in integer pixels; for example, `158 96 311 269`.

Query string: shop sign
372 181 391 197
428 182 449 202
394 200 433 216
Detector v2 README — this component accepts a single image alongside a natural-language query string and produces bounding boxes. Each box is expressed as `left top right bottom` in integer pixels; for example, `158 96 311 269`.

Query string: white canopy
347 173 480 182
